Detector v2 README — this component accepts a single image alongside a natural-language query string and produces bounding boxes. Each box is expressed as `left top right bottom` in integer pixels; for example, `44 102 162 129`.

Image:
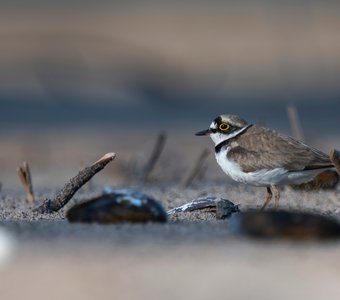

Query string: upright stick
183 149 210 187
140 132 167 182
17 161 34 203
34 152 116 213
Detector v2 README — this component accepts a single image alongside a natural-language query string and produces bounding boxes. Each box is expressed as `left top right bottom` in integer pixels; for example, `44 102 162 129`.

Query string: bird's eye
219 123 230 131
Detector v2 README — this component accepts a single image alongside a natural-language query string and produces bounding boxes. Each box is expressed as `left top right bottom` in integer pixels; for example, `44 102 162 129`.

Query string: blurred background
1 0 340 128
0 0 340 188
1 4 340 299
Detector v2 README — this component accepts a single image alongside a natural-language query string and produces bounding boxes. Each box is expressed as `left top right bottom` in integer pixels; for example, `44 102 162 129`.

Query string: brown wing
227 125 333 173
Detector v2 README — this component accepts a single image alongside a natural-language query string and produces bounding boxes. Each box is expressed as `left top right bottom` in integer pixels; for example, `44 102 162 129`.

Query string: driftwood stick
183 149 210 187
140 132 167 182
168 197 239 219
17 161 34 203
286 104 305 141
34 152 116 214
79 160 95 192
168 197 220 214
330 149 340 175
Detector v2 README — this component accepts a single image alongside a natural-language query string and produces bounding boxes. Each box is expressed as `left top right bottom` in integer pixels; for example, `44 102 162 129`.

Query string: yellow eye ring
219 123 230 131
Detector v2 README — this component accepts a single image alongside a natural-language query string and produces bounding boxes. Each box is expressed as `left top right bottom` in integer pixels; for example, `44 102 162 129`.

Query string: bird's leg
260 187 272 211
271 185 280 210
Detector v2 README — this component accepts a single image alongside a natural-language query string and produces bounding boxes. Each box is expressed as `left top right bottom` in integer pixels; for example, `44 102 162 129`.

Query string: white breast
215 147 325 186
215 148 249 182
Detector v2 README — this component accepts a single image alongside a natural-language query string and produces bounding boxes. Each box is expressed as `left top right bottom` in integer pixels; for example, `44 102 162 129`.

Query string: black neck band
214 124 253 153
215 140 230 153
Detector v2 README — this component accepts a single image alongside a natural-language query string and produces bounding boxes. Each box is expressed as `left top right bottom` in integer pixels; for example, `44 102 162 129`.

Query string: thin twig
330 149 340 175
33 152 116 214
286 104 305 141
140 132 167 182
183 149 210 187
16 161 34 203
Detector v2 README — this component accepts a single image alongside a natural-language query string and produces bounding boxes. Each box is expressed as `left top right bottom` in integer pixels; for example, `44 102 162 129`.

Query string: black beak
195 129 212 136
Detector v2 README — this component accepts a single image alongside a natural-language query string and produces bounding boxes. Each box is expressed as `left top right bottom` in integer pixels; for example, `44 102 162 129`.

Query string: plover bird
196 114 334 210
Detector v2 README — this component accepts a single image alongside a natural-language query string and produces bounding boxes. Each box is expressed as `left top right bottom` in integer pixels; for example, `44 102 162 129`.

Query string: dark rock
229 210 340 240
66 189 167 224
291 170 339 191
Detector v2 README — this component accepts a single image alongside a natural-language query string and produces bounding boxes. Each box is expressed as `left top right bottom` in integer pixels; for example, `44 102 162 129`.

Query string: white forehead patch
210 122 217 129
220 115 232 123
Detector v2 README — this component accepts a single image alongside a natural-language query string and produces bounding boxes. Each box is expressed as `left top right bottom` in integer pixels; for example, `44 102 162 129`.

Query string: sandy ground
0 130 340 300
1 183 340 300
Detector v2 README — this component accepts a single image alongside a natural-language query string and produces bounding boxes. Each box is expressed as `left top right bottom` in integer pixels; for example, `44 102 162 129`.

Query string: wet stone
66 189 167 224
229 210 340 240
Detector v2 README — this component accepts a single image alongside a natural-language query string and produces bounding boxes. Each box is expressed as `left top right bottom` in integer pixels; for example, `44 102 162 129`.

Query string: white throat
210 125 252 145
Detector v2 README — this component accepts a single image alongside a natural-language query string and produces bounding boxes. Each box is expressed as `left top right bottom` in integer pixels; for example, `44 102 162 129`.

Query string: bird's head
195 114 249 145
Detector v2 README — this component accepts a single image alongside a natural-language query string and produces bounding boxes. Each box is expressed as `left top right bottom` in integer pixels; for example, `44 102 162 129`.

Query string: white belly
215 148 327 186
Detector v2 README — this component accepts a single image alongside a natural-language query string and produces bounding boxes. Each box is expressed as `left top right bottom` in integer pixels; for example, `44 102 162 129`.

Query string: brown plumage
227 125 332 173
